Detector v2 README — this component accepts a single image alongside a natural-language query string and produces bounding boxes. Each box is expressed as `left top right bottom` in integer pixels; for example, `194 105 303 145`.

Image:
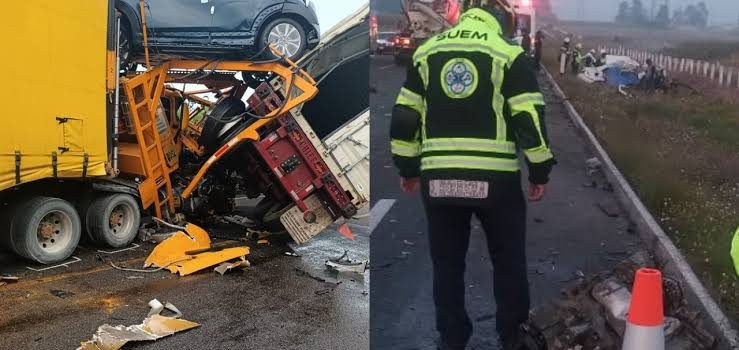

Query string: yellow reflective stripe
396 87 425 115
491 61 506 141
508 93 545 109
524 147 554 163
414 42 510 64
421 156 519 172
419 60 430 89
391 139 421 157
422 138 516 154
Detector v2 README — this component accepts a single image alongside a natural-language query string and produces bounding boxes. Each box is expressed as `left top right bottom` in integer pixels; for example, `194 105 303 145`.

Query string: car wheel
7 197 82 264
260 18 307 61
85 193 141 248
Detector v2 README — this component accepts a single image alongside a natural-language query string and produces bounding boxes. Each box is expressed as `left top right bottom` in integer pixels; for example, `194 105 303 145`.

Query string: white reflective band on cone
622 323 664 350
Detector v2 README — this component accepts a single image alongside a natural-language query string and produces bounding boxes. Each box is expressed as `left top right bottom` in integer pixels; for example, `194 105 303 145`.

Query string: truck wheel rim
268 23 301 58
36 211 74 254
109 203 135 238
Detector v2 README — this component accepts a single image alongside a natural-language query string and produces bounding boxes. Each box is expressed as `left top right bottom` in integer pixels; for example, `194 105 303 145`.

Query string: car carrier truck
0 0 370 264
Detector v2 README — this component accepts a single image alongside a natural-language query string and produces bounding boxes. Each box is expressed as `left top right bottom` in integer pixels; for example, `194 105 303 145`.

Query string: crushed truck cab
0 0 370 264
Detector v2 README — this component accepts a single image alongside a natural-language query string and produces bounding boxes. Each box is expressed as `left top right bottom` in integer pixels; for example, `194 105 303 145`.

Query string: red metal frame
248 83 357 220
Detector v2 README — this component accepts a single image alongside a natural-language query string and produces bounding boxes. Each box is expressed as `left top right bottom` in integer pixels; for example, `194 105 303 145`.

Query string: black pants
425 190 529 347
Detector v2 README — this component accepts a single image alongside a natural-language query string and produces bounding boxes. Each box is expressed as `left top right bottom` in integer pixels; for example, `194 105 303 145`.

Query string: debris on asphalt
294 268 341 285
402 240 415 246
214 258 250 275
0 275 19 287
533 217 545 223
585 157 602 171
597 199 622 217
143 223 250 276
77 301 199 350
529 251 717 350
326 260 367 274
50 289 75 299
284 251 300 257
325 250 368 274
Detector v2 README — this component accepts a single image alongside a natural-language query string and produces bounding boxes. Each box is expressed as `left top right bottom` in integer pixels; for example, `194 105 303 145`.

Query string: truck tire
85 193 140 248
8 197 81 264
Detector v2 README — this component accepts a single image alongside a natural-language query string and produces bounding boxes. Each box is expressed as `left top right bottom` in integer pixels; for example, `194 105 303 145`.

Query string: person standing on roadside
389 1 556 349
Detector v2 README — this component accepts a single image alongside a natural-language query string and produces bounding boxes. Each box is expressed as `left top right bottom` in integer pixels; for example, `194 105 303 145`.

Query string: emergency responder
571 43 583 74
390 1 555 349
521 31 532 56
595 48 607 67
559 37 571 74
533 30 543 71
583 49 596 67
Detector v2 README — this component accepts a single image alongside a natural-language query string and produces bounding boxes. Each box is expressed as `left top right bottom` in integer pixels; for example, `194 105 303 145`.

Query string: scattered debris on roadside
257 239 269 245
597 199 622 218
402 240 415 246
325 250 368 275
0 275 19 287
528 251 717 350
50 289 75 299
78 300 199 350
284 251 301 257
214 258 250 276
295 267 341 285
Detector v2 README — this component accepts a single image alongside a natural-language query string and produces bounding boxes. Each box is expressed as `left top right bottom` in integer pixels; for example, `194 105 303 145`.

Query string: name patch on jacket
436 30 488 41
429 180 489 199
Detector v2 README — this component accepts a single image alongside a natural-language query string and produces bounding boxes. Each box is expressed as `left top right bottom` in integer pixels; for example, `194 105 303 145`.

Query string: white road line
370 199 396 234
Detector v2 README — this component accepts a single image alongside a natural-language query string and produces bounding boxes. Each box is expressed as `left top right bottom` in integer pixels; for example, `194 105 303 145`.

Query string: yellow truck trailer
0 1 370 264
0 1 120 264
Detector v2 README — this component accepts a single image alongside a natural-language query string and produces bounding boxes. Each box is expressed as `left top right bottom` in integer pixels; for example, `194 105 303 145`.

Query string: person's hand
400 177 420 194
528 183 546 202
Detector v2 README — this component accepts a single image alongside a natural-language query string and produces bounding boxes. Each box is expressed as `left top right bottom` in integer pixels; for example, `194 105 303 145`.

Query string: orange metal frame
164 58 318 199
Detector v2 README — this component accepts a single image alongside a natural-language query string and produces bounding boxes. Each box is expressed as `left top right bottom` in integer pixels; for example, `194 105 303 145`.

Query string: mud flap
280 194 334 244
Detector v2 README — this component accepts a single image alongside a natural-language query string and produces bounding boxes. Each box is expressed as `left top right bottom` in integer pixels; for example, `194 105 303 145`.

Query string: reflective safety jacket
390 8 555 201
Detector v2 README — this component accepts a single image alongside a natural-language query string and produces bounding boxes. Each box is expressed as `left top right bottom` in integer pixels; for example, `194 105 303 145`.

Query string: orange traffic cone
622 268 665 350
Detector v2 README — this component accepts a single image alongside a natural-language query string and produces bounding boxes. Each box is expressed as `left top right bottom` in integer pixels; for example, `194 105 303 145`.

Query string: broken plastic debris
214 257 250 275
326 260 367 274
325 250 367 274
77 302 199 350
257 239 269 245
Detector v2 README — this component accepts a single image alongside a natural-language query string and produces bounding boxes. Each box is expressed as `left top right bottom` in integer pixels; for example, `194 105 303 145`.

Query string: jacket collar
458 8 503 35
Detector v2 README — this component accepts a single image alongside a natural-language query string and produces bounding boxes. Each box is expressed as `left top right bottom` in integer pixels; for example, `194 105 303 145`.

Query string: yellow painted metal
121 65 175 218
144 223 249 276
144 223 212 269
168 247 250 276
0 0 111 192
139 0 151 69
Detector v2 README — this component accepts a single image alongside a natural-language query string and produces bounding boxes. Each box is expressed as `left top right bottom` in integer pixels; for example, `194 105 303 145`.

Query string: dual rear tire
0 193 140 264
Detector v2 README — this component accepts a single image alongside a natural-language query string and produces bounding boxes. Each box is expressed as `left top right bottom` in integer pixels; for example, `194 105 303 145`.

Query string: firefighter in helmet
390 0 555 349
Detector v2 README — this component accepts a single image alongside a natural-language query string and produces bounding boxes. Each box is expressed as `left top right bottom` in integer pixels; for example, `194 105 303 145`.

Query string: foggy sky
552 0 739 25
372 0 739 26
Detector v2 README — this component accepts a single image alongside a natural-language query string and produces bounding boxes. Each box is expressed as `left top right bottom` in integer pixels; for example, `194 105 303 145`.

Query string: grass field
541 49 739 321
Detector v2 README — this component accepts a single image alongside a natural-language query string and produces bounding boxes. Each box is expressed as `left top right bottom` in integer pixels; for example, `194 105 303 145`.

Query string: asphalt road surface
0 216 369 350
369 54 641 350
